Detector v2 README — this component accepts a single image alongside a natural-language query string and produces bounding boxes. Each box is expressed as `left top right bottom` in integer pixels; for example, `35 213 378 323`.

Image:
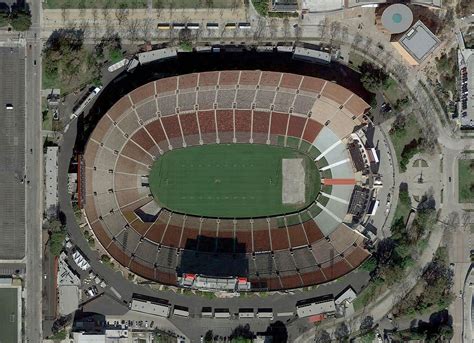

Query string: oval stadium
83 71 373 291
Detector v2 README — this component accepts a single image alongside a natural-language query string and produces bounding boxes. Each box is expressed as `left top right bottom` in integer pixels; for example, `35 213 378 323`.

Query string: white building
45 146 59 218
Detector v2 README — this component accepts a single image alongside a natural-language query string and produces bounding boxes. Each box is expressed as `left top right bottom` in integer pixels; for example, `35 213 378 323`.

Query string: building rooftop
45 146 59 218
395 20 440 64
381 3 413 34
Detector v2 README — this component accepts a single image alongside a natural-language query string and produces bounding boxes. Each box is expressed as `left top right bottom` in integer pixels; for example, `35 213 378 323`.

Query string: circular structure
83 71 372 291
381 4 413 34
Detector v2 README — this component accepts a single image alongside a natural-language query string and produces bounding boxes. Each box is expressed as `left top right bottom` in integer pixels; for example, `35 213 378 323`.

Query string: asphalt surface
0 46 26 260
24 0 44 340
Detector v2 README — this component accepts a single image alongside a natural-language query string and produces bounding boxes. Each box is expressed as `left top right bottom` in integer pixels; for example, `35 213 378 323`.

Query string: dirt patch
282 158 305 205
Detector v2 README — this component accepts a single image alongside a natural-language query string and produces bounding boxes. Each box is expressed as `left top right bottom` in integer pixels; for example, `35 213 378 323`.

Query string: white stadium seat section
328 160 354 179
313 206 341 236
312 127 340 158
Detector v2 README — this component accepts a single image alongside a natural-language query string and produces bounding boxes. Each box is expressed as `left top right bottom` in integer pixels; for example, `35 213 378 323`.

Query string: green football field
0 288 18 343
149 144 320 218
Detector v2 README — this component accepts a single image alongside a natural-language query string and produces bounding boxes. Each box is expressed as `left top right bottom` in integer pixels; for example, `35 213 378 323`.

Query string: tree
314 330 331 343
334 323 349 340
49 231 66 256
9 10 32 31
115 3 129 26
204 330 213 342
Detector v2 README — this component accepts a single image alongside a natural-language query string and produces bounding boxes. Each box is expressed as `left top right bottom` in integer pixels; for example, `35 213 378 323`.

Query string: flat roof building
296 295 336 318
130 295 170 318
45 146 59 218
391 20 440 65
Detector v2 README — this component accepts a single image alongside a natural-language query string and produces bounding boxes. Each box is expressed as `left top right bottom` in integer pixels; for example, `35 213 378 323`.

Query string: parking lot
0 46 26 260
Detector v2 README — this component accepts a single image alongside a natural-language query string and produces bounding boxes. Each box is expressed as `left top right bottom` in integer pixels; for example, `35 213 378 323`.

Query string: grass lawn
389 116 422 173
149 144 320 218
42 104 53 131
392 190 412 225
459 159 474 203
0 288 19 343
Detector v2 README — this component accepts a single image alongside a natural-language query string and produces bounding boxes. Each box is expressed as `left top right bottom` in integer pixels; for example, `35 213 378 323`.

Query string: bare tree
283 18 290 41
127 18 141 43
269 18 278 39
341 25 348 42
115 4 130 26
253 17 266 41
329 20 340 43
140 17 153 42
318 17 330 37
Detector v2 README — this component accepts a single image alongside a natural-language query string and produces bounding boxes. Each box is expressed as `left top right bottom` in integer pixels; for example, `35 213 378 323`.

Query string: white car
5 104 13 110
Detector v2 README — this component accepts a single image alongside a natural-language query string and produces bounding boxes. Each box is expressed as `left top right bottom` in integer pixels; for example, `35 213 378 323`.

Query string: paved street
24 0 44 340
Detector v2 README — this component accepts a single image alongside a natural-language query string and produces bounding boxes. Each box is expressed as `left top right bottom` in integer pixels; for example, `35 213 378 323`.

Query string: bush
9 10 32 31
50 231 66 256
251 0 269 16
101 254 111 263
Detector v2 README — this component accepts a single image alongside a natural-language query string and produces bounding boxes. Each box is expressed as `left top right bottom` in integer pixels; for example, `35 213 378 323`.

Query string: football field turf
149 144 320 218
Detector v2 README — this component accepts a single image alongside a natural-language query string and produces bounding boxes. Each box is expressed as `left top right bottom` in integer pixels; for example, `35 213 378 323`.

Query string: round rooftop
381 4 413 34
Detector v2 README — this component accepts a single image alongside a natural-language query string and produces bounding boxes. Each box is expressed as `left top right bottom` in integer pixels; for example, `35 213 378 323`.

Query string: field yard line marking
320 192 349 205
158 117 172 150
320 80 328 94
120 153 151 169
315 140 341 161
178 215 186 249
250 219 255 252
320 158 350 171
316 202 342 222
129 138 156 161
142 125 163 154
298 214 310 245
267 219 273 251
195 112 203 144
153 81 161 118
197 219 203 250
267 111 272 143
176 114 186 147
342 93 354 107
232 108 236 142
160 213 172 244
118 195 152 213
283 113 290 147
298 117 309 150
213 109 219 143
250 109 254 142
232 220 237 252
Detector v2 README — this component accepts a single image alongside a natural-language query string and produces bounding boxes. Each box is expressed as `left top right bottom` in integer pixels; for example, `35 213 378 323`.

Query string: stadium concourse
83 71 372 291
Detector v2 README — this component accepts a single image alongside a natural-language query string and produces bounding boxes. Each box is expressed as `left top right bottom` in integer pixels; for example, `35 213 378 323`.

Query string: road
24 0 43 341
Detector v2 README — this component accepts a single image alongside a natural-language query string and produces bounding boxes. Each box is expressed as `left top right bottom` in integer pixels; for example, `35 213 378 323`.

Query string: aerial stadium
83 71 375 292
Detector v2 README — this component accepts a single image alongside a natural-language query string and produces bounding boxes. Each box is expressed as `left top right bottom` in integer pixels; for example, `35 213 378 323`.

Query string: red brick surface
216 110 234 132
161 115 182 139
280 73 302 90
239 70 261 86
156 76 178 94
270 228 290 251
287 224 308 248
252 111 270 133
270 112 289 135
145 120 167 145
178 73 198 89
302 119 323 143
287 115 306 138
302 220 324 244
